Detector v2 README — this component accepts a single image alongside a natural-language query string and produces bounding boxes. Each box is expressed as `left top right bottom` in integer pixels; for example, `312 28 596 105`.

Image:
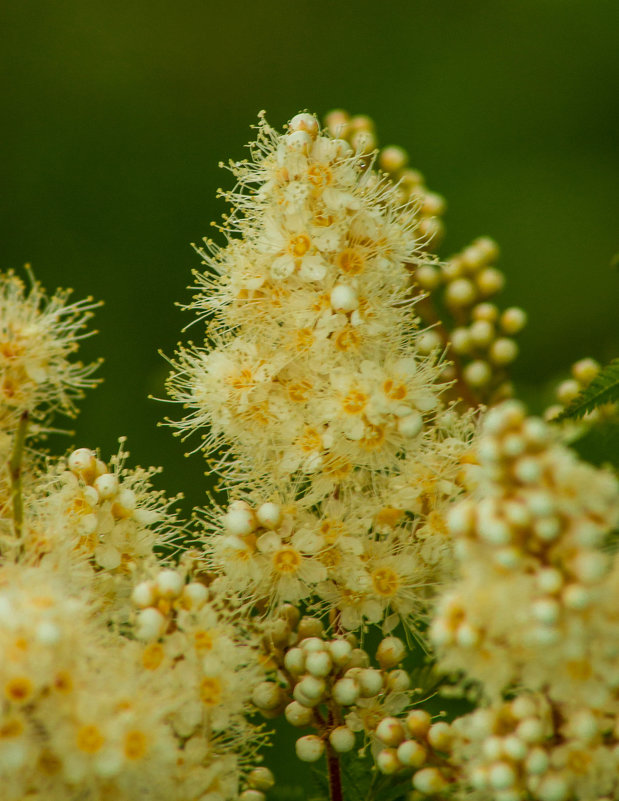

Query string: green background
2 0 618 513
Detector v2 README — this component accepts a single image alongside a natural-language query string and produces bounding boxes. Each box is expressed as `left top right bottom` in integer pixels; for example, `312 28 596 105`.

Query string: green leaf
555 358 619 421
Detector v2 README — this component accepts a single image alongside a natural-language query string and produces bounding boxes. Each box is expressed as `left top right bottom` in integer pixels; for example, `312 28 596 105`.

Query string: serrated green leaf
555 358 619 421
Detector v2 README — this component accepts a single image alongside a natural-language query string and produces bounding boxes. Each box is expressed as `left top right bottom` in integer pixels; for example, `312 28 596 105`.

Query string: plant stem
9 410 29 541
326 742 343 801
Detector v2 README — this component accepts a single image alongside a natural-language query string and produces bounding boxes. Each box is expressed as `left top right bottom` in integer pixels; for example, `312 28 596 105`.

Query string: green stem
9 411 29 541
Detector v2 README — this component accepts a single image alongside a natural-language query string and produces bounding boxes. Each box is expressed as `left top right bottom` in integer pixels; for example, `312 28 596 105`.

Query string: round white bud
115 488 136 513
376 748 400 775
132 581 157 608
470 319 495 348
289 113 318 138
256 502 282 529
502 735 527 761
379 145 408 173
489 762 516 790
387 669 411 692
572 357 599 384
286 130 313 152
557 379 580 405
330 284 358 312
427 722 452 750
397 411 423 437
329 639 353 665
456 622 480 648
285 701 314 727
500 307 527 335
490 338 518 365
93 473 118 499
295 735 325 762
247 767 275 791
405 709 431 737
464 360 491 387
297 675 326 701
155 569 184 599
537 773 569 801
223 502 256 536
376 637 406 668
240 791 265 801
329 726 356 753
412 767 447 794
417 330 442 354
252 682 282 711
572 550 608 583
82 486 99 507
451 327 472 354
513 456 542 484
416 264 441 290
305 650 332 678
300 636 325 653
516 717 545 743
476 267 505 296
472 302 499 322
332 677 360 706
445 278 476 307
376 717 405 747
136 608 166 641
531 598 560 625
68 448 96 476
536 568 563 594
482 736 504 760
562 583 591 610
397 739 426 768
524 747 549 774
182 582 208 609
36 621 60 645
284 648 306 675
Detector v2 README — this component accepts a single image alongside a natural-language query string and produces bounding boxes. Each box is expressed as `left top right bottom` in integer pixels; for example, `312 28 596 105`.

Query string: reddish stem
326 742 343 801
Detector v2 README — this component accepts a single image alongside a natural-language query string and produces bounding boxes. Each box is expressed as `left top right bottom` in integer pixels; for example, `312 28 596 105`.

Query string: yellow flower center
337 248 365 275
142 643 165 670
5 677 33 704
76 724 104 754
287 380 312 403
383 379 407 400
333 327 360 352
290 235 311 258
372 567 400 597
342 390 367 415
124 730 148 760
298 427 322 453
200 676 222 706
194 630 215 651
272 547 302 575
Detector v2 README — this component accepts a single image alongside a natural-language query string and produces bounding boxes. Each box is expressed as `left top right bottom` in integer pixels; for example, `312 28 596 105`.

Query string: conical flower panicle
167 113 475 628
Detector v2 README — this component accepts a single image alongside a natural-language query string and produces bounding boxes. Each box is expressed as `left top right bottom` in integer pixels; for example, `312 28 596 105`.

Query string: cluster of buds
451 693 619 801
374 708 456 795
415 238 526 403
31 444 176 573
131 567 208 640
239 766 276 801
430 400 619 703
252 610 420 766
320 112 526 408
323 110 448 250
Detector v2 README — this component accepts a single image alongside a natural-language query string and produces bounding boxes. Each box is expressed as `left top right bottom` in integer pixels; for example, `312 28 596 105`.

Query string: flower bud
329 726 356 753
295 735 325 762
376 637 406 668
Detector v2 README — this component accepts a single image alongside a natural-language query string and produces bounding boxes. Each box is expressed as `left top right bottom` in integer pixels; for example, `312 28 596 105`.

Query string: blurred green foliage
1 0 618 512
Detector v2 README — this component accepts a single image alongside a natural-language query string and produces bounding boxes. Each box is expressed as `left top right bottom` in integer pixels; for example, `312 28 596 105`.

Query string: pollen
0 717 24 738
323 454 352 480
200 676 223 706
272 547 302 574
371 567 401 597
124 730 148 760
342 390 368 415
76 724 104 754
5 676 34 704
337 247 365 276
289 235 311 258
